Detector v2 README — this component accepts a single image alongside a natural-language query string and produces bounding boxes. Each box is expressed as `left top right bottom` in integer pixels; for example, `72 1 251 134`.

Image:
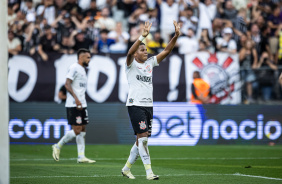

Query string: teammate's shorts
66 107 89 125
127 106 153 135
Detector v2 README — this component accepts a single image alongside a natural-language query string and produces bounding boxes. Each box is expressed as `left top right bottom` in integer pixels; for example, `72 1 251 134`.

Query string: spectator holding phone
256 52 278 101
239 39 258 103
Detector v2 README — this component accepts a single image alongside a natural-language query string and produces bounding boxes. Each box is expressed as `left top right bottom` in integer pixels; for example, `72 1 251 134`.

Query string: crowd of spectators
7 0 282 103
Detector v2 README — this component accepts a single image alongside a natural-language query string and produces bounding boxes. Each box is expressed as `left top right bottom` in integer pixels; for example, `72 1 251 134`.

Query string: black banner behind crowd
8 52 186 103
8 52 240 103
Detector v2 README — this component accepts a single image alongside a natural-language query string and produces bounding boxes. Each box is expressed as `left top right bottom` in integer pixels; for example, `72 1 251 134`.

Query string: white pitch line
10 173 282 181
10 174 227 179
10 157 281 161
233 173 282 181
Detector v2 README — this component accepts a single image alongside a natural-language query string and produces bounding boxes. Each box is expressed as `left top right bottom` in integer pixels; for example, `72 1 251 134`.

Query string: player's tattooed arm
126 21 152 66
65 78 83 110
156 20 181 64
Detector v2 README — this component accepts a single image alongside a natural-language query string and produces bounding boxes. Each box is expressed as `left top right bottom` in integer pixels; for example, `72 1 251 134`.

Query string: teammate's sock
145 166 153 176
138 137 153 175
122 142 139 171
76 132 86 159
57 130 76 149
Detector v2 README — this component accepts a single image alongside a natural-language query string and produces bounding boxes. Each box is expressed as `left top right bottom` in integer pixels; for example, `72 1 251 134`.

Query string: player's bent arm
37 45 45 55
126 39 143 66
65 78 79 102
156 21 180 64
156 35 179 64
127 21 152 66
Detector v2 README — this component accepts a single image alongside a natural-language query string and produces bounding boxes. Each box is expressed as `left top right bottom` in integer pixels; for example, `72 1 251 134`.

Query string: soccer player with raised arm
122 21 181 180
52 49 95 163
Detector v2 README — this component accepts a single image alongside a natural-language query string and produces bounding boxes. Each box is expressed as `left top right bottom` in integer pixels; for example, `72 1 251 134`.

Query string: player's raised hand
142 21 152 37
173 20 181 37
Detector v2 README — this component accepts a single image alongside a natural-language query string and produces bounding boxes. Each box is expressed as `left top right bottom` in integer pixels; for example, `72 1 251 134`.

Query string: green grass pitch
10 145 282 184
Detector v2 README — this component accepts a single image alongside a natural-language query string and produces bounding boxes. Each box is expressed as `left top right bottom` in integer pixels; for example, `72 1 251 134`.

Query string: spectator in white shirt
196 0 216 39
36 0 56 25
21 0 36 21
8 4 17 25
180 7 198 35
216 27 237 54
176 28 198 54
108 22 130 53
8 30 22 56
157 0 180 43
94 7 116 31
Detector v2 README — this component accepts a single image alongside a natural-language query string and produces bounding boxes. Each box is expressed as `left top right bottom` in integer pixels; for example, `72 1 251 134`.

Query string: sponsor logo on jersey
139 98 152 103
79 83 86 88
139 121 146 130
129 98 134 103
76 116 82 124
136 75 151 83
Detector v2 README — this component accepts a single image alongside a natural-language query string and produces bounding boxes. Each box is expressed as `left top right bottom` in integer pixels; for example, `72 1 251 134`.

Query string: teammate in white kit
122 21 181 180
52 49 95 163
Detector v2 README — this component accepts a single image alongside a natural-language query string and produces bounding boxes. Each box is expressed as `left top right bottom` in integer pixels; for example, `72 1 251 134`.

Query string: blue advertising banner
9 102 282 145
150 103 281 145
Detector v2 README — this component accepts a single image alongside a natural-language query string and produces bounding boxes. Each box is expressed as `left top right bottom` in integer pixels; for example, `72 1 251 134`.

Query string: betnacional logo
149 102 203 146
149 102 282 146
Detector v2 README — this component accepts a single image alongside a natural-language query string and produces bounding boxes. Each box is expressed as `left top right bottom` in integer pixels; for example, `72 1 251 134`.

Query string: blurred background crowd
7 0 282 104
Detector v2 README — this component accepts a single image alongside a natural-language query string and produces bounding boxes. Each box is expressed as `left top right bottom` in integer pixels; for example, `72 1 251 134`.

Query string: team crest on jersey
139 121 146 130
129 98 134 103
76 116 82 124
145 65 152 73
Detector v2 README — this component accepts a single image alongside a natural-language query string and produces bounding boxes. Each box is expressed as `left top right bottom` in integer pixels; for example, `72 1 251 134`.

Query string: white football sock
138 137 153 175
123 142 139 171
57 129 76 149
76 132 86 159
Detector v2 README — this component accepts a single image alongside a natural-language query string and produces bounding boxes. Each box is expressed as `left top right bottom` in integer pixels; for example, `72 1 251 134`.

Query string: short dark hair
77 49 91 59
261 26 268 33
185 7 193 11
100 29 109 34
139 42 145 46
44 25 51 30
193 71 201 78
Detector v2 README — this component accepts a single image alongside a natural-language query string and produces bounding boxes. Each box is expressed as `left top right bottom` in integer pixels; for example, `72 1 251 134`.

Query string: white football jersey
126 56 159 107
65 62 87 108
